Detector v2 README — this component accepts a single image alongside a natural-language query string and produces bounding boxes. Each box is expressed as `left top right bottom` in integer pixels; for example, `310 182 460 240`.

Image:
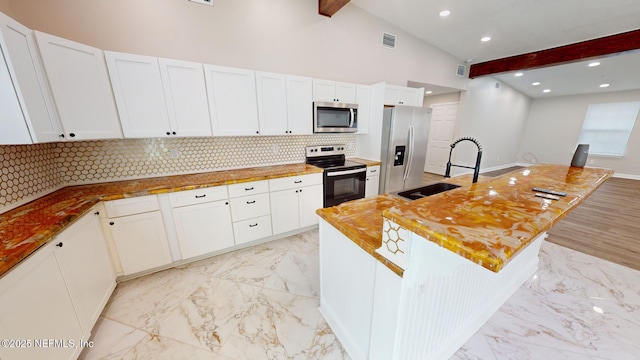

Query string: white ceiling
350 0 640 98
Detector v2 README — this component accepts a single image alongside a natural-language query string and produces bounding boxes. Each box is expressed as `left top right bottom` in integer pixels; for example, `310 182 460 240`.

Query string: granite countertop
348 158 382 167
0 163 323 277
318 164 614 275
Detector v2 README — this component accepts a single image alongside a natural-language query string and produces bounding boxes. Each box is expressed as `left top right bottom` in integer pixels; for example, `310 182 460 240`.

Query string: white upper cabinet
35 31 123 140
384 85 424 106
105 51 170 138
0 37 32 145
286 75 313 134
255 72 313 135
0 13 63 143
204 64 260 136
313 79 357 103
256 71 288 135
158 58 212 137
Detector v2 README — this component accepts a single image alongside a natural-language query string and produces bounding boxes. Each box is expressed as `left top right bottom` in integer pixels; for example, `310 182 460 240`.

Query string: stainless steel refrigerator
379 106 432 194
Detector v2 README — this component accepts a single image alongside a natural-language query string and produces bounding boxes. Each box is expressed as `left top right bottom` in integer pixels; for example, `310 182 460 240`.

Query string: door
299 184 323 227
159 58 212 137
0 13 62 143
404 107 431 190
425 103 458 175
172 200 234 259
256 71 288 135
54 211 115 334
286 75 313 134
105 51 170 138
34 31 123 140
270 189 300 235
0 39 32 144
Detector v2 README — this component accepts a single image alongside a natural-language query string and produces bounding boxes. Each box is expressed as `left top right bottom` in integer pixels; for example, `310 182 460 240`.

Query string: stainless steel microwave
313 102 358 133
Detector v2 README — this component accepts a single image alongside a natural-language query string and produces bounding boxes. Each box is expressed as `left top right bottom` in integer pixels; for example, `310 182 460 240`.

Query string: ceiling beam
469 29 640 78
318 0 350 18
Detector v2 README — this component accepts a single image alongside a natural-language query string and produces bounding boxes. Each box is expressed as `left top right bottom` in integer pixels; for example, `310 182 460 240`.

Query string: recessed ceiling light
588 62 601 67
532 82 541 86
439 10 450 17
543 89 551 93
600 83 610 88
425 90 433 94
514 72 524 77
481 36 491 42
465 58 474 63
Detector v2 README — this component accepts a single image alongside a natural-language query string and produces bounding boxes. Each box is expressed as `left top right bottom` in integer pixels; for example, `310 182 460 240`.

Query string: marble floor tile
263 251 320 298
102 268 207 332
88 230 640 360
79 317 147 360
157 278 261 352
217 288 321 360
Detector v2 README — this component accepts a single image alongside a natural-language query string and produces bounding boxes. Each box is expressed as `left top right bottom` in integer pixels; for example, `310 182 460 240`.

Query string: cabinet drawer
169 186 228 208
269 173 323 192
228 180 269 198
367 166 380 176
230 193 270 221
104 195 159 218
233 215 272 245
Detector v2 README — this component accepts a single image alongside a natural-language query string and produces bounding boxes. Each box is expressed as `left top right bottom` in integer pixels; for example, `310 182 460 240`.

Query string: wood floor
422 170 640 271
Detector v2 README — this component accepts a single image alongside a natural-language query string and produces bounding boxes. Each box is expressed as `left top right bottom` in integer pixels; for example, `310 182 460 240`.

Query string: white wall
5 0 468 90
423 92 460 108
520 89 640 177
453 77 531 174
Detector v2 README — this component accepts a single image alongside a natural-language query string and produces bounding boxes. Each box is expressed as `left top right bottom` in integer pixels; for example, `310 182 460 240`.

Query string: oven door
324 167 366 207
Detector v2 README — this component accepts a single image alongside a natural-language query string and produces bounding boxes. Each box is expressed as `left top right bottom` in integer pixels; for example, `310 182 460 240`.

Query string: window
577 102 640 156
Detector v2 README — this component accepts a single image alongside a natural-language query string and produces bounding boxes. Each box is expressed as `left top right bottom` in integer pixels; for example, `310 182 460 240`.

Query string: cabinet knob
246 200 256 204
245 187 254 191
195 194 207 198
166 131 171 135
249 223 258 227
109 221 115 225
69 133 76 138
256 131 259 134
59 133 65 138
294 180 302 184
172 131 176 135
94 211 100 215
225 202 229 205
56 242 63 248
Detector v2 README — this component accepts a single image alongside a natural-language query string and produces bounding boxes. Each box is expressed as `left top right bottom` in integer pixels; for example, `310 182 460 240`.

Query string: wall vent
382 32 396 49
189 0 213 6
456 64 465 77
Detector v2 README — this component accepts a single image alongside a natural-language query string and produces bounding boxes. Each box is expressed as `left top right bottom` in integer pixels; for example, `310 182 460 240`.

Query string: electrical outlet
188 0 213 6
589 159 595 165
272 144 279 155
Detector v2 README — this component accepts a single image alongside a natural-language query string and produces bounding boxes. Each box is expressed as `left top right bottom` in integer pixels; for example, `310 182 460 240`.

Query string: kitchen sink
395 182 461 200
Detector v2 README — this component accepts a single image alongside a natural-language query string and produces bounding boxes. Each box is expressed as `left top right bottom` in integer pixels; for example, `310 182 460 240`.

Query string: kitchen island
316 164 613 360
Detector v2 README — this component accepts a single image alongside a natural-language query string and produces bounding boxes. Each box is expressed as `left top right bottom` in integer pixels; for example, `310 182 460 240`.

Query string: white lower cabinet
270 173 323 235
0 208 115 360
171 193 235 259
53 210 116 334
228 180 272 245
104 195 172 275
365 166 381 198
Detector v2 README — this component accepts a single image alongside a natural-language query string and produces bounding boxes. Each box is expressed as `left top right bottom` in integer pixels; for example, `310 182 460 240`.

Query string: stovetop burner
305 145 366 172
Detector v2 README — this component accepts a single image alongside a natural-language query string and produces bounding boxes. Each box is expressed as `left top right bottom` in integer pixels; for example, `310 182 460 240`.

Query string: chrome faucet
444 137 483 183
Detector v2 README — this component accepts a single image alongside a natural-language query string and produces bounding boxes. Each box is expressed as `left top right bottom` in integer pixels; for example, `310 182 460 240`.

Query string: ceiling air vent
189 0 213 6
382 32 396 49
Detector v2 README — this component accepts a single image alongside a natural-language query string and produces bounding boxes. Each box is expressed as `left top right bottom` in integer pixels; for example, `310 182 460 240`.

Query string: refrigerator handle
403 125 415 180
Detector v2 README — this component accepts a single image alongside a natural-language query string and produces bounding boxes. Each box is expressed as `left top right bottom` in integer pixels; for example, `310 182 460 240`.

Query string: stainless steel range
305 145 366 207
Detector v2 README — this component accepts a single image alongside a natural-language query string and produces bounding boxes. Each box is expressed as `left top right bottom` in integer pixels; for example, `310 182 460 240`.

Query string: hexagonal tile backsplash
0 135 356 209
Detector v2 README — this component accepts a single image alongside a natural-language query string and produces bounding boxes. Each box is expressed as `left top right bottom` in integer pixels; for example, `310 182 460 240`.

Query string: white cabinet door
335 82 357 103
0 13 62 143
54 210 115 334
312 79 337 102
385 85 423 106
0 38 32 145
0 243 84 360
256 71 288 135
299 184 323 228
172 200 234 259
233 215 272 245
286 75 313 134
158 58 212 137
107 211 172 275
204 64 259 136
356 85 371 134
105 51 170 138
270 188 300 235
34 31 123 140
365 175 380 198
